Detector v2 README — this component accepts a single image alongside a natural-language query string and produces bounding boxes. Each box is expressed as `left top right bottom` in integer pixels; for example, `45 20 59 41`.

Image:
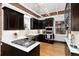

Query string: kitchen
0 3 79 56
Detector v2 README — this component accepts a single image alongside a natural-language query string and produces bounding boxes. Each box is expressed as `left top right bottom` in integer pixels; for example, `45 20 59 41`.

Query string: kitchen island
1 36 40 56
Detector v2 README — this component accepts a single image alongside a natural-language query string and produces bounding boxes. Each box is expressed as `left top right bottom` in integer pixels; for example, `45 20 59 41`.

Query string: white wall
24 15 30 30
24 15 39 35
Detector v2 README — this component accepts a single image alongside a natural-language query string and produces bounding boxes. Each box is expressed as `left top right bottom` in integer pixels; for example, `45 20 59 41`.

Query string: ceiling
24 3 66 15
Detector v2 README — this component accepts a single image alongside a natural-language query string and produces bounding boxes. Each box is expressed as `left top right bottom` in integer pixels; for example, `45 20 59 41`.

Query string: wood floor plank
40 42 65 56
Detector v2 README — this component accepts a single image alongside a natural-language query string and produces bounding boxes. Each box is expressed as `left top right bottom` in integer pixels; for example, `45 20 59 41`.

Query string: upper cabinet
30 18 38 29
38 20 45 29
30 18 54 29
3 7 24 30
45 18 54 27
65 3 79 31
71 4 79 31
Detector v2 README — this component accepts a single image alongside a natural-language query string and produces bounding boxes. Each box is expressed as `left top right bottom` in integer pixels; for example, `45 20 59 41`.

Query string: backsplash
2 30 24 40
2 30 39 41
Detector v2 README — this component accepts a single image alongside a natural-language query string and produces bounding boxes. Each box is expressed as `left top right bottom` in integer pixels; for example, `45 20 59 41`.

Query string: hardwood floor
40 42 66 56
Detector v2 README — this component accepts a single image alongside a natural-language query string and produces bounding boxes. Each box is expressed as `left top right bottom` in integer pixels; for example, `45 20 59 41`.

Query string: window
55 21 66 34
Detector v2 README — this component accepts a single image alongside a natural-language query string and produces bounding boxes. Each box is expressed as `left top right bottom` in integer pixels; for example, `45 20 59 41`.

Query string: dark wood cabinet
30 18 45 29
30 18 38 29
65 3 79 31
71 4 79 31
3 7 24 30
38 20 45 29
30 18 54 29
45 18 54 27
35 34 45 42
33 34 54 44
1 42 40 56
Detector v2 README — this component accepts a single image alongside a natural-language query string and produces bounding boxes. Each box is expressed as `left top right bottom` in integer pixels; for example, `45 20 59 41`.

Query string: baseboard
53 40 66 44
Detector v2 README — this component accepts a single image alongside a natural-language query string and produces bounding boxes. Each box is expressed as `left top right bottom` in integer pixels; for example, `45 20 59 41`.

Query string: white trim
40 14 64 20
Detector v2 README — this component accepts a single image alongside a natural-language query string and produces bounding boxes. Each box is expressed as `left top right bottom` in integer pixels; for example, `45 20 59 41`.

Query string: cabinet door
18 13 24 29
42 20 45 29
35 19 38 29
4 7 9 30
3 7 18 30
1 43 13 56
38 20 42 29
48 18 53 26
45 18 53 27
45 19 48 27
30 18 38 29
33 18 38 29
30 18 45 29
3 7 24 30
71 4 79 31
9 10 19 30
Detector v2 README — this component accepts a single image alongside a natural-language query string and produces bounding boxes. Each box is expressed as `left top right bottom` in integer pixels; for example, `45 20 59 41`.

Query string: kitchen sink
11 38 36 48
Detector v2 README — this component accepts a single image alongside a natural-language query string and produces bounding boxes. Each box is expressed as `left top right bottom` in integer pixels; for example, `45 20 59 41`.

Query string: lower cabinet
34 34 54 44
37 34 45 42
1 43 40 56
